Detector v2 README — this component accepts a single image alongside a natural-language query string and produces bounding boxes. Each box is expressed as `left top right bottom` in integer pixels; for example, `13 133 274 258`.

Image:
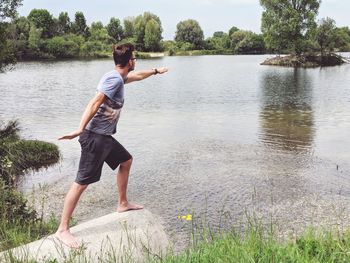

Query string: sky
18 0 350 40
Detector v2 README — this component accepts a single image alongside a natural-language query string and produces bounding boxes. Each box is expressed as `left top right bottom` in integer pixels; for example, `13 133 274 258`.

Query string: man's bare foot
55 230 81 249
117 202 144 213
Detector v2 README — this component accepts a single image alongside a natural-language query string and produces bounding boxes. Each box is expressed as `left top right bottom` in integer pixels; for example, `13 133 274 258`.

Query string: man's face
128 52 136 72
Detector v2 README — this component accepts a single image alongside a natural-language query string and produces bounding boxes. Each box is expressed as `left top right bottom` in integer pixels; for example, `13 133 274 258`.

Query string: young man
55 43 168 248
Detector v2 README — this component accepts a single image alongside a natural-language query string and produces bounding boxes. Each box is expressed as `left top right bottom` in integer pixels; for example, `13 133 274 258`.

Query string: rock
0 209 170 262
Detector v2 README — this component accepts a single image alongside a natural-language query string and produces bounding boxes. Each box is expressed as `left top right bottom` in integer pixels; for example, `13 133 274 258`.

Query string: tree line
1 0 350 72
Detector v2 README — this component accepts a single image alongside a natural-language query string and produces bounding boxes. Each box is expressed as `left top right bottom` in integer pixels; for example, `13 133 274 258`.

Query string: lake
1 55 350 248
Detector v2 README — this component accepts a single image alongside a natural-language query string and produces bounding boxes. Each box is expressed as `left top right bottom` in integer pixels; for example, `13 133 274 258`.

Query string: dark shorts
75 130 132 185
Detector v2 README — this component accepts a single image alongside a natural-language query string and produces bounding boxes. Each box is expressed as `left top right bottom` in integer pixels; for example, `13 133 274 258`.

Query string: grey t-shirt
86 70 126 135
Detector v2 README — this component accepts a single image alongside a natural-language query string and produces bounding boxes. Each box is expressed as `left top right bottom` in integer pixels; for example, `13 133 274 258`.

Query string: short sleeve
97 75 122 100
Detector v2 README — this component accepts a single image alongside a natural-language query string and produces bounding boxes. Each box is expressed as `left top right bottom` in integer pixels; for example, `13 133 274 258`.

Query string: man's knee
73 182 89 192
120 157 133 168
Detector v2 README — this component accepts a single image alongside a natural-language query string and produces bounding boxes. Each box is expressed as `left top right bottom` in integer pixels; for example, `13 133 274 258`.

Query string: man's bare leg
116 158 143 212
55 182 88 248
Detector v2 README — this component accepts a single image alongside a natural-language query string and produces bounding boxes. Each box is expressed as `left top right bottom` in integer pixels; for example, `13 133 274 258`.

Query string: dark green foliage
0 120 60 186
235 32 266 54
106 17 123 42
133 12 162 51
334 27 350 52
123 17 135 39
260 0 321 55
27 9 55 38
0 120 60 251
0 0 22 72
205 32 230 51
175 19 204 50
315 17 336 56
57 12 71 35
0 0 22 20
228 26 239 38
144 18 162 52
45 36 80 58
72 11 89 38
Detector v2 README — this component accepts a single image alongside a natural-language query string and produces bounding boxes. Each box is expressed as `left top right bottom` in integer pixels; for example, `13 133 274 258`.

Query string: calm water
1 55 350 246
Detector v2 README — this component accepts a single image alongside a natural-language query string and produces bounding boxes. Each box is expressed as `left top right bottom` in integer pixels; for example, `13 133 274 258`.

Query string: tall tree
89 21 112 43
175 19 204 49
107 17 123 42
333 27 350 52
0 0 22 71
205 31 230 51
260 0 321 55
72 11 89 38
0 0 22 20
315 17 336 57
123 17 135 38
57 12 71 35
27 9 54 38
228 26 239 38
133 12 162 51
144 18 162 51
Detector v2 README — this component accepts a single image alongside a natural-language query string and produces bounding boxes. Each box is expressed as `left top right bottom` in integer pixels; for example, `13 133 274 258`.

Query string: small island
260 2 350 68
261 53 347 68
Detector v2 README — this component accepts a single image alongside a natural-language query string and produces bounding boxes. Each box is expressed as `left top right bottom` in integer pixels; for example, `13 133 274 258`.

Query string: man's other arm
59 92 106 140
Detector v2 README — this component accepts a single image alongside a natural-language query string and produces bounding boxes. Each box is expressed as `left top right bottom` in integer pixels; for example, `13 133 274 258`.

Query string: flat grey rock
0 209 170 262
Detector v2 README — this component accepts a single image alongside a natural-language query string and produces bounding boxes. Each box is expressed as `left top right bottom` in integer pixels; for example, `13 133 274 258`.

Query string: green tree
28 23 42 54
334 27 350 52
260 0 321 55
315 17 336 57
123 17 134 38
91 21 103 31
133 12 162 51
175 19 204 49
27 9 54 38
8 16 30 59
144 18 162 51
205 31 230 51
89 22 112 44
230 30 250 50
107 17 123 42
46 36 80 58
228 26 240 38
0 0 22 20
72 11 89 38
235 33 266 54
0 0 22 71
57 12 71 35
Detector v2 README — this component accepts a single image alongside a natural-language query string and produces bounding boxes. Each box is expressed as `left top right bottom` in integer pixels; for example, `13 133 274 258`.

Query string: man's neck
115 66 129 78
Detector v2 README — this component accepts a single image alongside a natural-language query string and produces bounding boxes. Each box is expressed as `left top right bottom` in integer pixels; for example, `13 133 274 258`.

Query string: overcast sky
18 0 350 40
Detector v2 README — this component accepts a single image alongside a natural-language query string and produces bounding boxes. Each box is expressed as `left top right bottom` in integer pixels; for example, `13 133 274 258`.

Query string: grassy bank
0 120 60 251
160 226 350 262
3 215 350 262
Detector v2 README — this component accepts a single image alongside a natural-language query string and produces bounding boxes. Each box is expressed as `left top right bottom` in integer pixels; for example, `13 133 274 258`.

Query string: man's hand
155 67 168 74
58 129 83 140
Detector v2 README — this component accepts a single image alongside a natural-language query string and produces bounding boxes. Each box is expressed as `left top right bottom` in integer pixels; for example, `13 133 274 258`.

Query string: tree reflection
259 69 315 153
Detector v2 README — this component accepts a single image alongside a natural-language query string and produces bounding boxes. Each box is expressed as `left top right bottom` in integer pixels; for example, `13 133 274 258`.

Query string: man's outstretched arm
125 67 168 84
59 92 106 140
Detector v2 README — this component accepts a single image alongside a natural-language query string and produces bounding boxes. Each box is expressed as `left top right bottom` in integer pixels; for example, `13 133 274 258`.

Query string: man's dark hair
113 43 135 67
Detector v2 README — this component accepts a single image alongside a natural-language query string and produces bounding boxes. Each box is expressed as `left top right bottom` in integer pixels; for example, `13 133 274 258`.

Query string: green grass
159 224 350 263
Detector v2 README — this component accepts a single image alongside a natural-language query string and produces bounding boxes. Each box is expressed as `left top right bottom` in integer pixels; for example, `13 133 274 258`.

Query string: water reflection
259 69 315 153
